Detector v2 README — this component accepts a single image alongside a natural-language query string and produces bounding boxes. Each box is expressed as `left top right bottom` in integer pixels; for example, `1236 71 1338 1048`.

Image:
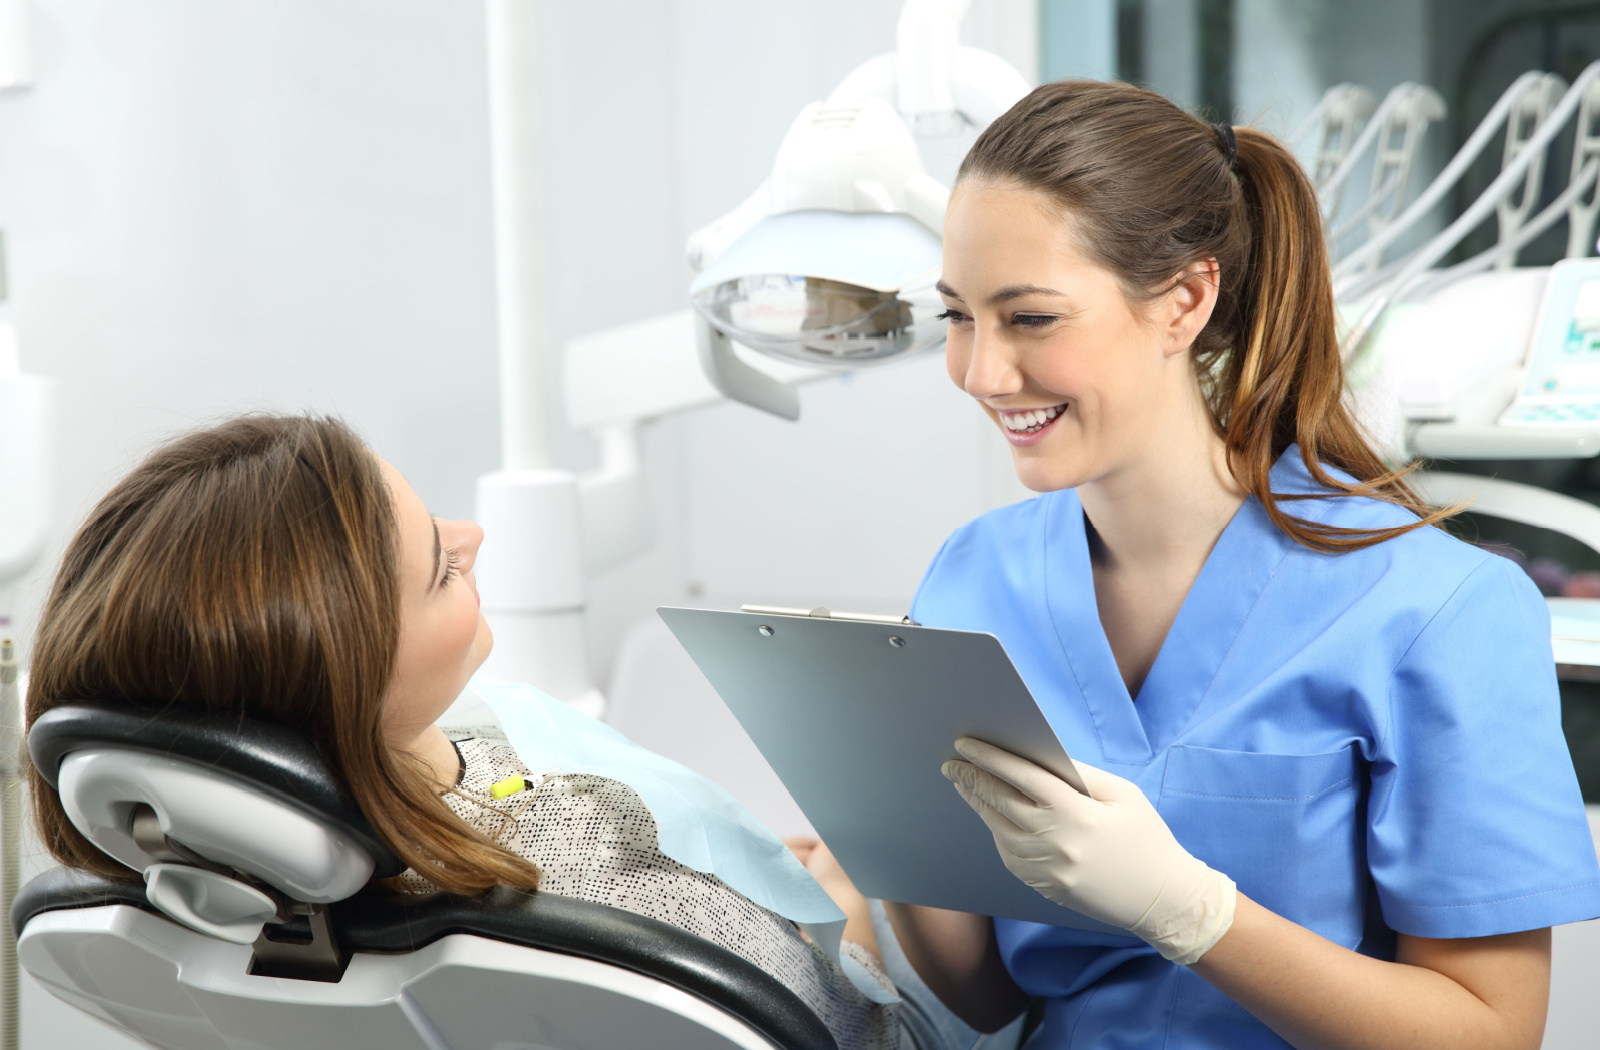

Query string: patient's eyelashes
441 547 462 587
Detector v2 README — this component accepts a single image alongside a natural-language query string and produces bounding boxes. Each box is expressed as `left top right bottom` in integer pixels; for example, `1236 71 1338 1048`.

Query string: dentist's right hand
942 737 1236 966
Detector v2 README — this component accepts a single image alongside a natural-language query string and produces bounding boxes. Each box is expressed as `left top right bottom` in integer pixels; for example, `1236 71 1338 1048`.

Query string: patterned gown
396 727 900 1050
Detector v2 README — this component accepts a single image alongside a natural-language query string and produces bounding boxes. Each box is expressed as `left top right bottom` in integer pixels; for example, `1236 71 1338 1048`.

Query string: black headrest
29 702 406 879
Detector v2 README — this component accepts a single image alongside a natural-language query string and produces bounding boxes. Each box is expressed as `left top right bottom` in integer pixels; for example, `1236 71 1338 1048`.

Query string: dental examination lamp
471 0 1028 715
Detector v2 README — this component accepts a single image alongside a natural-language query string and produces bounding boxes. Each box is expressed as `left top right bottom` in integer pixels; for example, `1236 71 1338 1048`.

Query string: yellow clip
489 774 527 800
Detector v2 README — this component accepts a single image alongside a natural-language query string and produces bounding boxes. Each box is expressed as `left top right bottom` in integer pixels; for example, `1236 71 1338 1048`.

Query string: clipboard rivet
889 635 905 647
757 625 774 637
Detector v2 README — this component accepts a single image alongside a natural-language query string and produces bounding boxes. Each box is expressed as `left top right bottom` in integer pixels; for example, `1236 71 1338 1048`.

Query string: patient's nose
440 520 485 572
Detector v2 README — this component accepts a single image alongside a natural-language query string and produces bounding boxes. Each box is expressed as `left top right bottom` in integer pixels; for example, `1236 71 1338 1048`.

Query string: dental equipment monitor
1501 258 1600 425
657 605 1129 936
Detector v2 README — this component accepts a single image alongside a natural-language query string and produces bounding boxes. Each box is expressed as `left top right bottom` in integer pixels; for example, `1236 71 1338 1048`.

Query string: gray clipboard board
657 606 1132 934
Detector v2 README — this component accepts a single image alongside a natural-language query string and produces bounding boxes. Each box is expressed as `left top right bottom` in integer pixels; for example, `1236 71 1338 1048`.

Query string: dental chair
13 702 837 1050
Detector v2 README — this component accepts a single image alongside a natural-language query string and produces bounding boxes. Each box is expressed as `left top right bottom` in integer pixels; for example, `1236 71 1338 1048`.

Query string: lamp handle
695 314 801 421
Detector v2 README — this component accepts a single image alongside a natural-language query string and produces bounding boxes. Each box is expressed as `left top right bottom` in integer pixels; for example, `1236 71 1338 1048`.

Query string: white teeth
998 404 1066 432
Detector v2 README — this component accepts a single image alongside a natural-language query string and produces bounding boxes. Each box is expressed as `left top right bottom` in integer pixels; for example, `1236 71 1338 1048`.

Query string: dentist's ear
1161 259 1221 358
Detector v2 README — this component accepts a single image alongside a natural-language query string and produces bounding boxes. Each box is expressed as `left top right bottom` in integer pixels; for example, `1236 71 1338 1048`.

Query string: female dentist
885 80 1600 1049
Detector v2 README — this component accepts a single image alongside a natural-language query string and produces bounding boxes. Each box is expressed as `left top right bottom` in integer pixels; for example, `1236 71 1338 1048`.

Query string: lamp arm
896 0 971 133
578 424 652 576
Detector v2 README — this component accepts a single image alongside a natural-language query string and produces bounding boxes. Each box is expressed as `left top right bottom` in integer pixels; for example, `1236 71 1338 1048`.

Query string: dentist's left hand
943 738 1235 966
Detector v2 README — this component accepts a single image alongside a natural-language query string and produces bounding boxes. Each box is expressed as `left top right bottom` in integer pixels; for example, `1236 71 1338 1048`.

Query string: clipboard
657 605 1131 934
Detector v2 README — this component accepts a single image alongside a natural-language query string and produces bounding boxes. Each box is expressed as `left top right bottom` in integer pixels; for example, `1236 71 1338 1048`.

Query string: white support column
485 0 549 473
478 0 599 714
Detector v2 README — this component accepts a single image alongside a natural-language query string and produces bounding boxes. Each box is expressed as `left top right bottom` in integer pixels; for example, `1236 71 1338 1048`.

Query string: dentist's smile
994 402 1067 446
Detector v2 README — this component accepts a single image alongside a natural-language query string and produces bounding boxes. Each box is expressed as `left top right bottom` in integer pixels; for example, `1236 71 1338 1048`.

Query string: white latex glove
943 738 1236 966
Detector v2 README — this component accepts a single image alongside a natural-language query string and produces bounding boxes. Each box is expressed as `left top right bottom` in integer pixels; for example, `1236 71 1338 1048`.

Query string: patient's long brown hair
27 414 541 895
961 80 1453 551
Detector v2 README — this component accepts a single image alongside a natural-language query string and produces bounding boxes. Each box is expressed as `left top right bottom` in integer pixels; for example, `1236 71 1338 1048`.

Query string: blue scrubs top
910 450 1600 1049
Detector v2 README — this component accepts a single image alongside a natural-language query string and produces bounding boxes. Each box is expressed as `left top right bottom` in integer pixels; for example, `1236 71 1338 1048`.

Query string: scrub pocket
1158 744 1363 949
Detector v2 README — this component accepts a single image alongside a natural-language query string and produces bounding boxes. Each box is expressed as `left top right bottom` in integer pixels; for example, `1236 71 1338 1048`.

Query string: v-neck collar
1043 452 1307 764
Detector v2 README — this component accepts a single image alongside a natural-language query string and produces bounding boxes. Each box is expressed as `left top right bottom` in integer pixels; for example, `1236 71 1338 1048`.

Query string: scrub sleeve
1371 556 1600 936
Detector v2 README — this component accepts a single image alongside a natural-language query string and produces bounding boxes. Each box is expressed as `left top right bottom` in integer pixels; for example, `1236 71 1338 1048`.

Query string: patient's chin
470 615 494 669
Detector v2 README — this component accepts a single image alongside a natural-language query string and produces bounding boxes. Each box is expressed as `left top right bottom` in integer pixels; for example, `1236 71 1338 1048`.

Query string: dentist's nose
961 323 1024 402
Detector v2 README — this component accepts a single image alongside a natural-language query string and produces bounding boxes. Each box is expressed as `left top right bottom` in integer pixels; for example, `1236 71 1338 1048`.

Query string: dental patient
25 414 899 1050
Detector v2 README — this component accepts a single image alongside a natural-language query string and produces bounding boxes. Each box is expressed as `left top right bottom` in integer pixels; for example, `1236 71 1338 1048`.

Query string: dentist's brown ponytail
959 80 1452 552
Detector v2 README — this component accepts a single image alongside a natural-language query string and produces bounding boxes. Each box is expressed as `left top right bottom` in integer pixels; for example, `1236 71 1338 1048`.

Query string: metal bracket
129 802 350 982
1569 79 1600 258
1498 73 1567 268
249 903 349 983
740 603 918 626
1307 83 1377 204
129 803 233 876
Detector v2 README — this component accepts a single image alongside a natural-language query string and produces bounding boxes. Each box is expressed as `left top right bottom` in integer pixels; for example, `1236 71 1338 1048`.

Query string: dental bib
468 675 897 1003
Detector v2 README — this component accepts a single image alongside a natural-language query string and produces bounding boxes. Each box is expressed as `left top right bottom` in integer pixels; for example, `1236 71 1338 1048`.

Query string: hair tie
1213 122 1238 171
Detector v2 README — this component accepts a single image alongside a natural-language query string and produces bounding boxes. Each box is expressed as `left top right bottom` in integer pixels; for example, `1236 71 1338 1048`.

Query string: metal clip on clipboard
739 604 921 627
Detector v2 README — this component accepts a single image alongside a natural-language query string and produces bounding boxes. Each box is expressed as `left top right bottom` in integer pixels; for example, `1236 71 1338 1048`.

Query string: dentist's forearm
1189 894 1550 1050
881 901 1029 1032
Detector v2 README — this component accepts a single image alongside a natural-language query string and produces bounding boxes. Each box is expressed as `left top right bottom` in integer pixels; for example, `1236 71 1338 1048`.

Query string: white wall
0 0 503 637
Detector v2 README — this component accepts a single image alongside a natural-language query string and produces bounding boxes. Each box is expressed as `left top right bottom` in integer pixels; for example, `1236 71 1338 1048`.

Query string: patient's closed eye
440 548 461 587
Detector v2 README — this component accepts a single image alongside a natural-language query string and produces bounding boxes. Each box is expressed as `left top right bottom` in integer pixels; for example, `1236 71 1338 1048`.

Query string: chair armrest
336 886 839 1050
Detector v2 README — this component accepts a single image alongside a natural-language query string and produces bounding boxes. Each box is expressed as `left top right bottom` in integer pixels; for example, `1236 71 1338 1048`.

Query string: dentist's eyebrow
990 284 1065 303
